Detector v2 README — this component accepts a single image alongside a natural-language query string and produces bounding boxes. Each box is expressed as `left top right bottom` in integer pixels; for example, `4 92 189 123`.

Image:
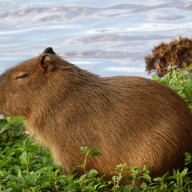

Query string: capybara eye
15 74 28 80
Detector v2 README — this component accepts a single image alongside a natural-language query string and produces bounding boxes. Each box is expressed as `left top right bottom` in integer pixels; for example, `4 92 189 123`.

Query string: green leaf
18 168 22 178
0 124 11 133
184 176 190 183
15 116 25 124
26 144 38 152
153 177 161 182
167 65 174 71
19 151 28 164
4 188 13 192
88 152 102 159
82 186 95 191
181 168 188 177
140 182 147 188
0 119 7 127
87 169 99 178
184 152 191 159
116 164 123 170
23 190 31 192
142 173 151 183
161 172 169 180
152 74 160 81
41 182 51 188
188 64 192 71
80 146 89 155
89 145 99 151
112 176 117 182
25 174 36 184
23 138 31 147
0 159 9 167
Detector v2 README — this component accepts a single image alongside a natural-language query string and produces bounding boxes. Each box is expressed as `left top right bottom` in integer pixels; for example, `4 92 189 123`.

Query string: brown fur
0 49 192 184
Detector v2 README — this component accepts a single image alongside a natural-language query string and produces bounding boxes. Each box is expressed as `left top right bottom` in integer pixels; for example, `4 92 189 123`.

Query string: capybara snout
1 47 192 184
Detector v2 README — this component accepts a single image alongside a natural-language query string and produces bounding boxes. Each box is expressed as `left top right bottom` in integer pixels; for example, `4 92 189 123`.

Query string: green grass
1 66 192 191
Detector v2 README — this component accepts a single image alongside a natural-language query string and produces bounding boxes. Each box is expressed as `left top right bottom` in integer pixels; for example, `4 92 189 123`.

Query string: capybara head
0 47 96 117
1 47 192 184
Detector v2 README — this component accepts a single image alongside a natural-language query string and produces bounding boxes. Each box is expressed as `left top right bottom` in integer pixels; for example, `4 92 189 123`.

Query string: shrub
145 37 192 77
152 64 192 111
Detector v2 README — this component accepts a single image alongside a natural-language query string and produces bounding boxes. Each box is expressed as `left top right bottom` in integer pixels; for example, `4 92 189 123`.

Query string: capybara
0 47 192 183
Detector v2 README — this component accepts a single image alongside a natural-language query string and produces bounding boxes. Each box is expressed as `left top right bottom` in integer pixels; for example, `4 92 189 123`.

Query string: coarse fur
0 48 192 184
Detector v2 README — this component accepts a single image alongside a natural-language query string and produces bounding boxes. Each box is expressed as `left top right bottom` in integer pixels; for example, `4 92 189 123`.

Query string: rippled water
0 0 192 77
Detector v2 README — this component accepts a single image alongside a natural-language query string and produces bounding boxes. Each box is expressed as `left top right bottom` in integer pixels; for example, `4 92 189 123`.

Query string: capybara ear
43 47 56 55
40 55 54 72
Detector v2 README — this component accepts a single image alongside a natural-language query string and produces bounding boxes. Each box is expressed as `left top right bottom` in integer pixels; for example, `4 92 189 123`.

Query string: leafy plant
0 117 66 192
152 64 192 111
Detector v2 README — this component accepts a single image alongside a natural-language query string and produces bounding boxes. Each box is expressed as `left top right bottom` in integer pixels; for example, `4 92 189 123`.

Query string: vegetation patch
152 65 192 111
145 37 192 77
